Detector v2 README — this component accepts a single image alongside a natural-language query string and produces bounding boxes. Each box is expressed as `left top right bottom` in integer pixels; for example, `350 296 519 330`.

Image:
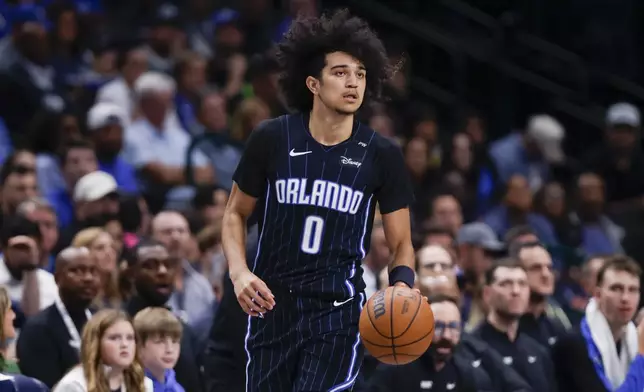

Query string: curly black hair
276 8 394 113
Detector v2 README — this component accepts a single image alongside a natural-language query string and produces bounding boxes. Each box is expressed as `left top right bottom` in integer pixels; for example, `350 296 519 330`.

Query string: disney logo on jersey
340 156 362 168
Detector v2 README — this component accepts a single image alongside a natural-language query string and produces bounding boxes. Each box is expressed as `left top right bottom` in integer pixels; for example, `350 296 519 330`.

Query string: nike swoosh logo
333 297 354 307
289 149 312 157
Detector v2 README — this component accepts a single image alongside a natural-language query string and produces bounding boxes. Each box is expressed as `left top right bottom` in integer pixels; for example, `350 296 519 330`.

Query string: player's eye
334 71 345 77
357 72 365 79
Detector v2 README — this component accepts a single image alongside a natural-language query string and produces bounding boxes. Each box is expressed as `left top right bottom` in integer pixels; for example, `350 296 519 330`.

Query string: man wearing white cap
489 114 566 191
86 102 138 194
583 102 644 204
55 171 120 251
124 72 213 213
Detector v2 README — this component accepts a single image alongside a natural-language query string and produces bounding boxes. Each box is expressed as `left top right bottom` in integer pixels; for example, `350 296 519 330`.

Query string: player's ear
306 76 320 95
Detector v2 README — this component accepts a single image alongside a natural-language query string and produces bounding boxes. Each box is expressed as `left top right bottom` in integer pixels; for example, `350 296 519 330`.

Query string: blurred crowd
0 0 643 391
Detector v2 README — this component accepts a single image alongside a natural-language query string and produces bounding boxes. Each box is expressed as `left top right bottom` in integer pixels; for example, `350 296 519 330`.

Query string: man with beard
512 241 571 348
123 239 203 392
367 294 530 391
17 246 100 387
553 255 641 392
54 171 120 252
86 102 138 194
473 259 556 391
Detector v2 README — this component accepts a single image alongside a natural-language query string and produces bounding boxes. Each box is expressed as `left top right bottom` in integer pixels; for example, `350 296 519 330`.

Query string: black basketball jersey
233 113 414 300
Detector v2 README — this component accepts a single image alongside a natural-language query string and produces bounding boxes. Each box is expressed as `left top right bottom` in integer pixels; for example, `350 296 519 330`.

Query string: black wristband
388 265 415 288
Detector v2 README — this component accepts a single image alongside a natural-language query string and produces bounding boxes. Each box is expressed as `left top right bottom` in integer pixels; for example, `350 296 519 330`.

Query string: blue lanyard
581 317 614 391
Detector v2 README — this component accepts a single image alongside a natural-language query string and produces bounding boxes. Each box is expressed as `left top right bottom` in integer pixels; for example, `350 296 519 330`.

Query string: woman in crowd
0 285 49 390
72 228 121 309
53 309 152 392
0 286 19 374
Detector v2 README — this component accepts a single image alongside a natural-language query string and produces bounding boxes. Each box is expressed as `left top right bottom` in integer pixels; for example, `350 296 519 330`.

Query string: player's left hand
394 282 428 303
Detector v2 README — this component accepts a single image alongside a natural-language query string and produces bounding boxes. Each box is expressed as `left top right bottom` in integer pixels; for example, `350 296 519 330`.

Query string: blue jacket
145 369 185 392
617 355 644 391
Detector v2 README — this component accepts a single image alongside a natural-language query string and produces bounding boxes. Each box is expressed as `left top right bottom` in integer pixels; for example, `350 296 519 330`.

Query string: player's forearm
389 242 415 272
222 209 250 280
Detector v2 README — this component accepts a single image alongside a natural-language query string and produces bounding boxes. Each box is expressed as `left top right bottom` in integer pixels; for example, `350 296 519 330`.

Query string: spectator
416 244 455 281
428 193 463 237
0 215 57 317
86 102 138 194
419 224 456 255
368 295 497 391
71 228 120 309
489 114 565 190
405 137 438 222
572 172 625 256
17 247 99 387
483 174 557 245
143 3 186 74
134 307 185 392
191 185 228 227
151 211 214 343
52 309 153 391
0 164 38 219
173 51 208 133
194 224 225 301
512 242 571 347
16 197 59 271
583 103 644 207
0 286 19 374
244 49 287 116
94 43 148 123
230 96 270 143
192 91 244 191
46 139 98 228
124 72 213 212
123 239 203 392
0 11 66 143
553 255 641 391
56 171 120 252
456 222 505 331
473 259 557 391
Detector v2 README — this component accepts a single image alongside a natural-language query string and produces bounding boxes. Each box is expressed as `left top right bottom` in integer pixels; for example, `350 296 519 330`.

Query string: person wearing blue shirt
85 102 138 195
617 320 644 391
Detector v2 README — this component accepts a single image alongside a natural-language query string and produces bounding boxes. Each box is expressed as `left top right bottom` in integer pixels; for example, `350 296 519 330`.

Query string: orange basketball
359 286 435 365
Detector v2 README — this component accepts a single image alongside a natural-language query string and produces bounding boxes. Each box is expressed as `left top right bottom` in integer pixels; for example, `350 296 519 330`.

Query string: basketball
359 286 435 365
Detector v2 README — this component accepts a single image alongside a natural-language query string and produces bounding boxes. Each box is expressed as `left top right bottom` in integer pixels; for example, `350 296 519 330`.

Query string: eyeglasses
434 321 462 336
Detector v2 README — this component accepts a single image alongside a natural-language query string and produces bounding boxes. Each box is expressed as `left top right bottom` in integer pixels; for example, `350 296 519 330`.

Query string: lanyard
55 297 92 352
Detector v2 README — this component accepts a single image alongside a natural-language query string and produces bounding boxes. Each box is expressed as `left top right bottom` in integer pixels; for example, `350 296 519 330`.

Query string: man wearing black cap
124 239 203 392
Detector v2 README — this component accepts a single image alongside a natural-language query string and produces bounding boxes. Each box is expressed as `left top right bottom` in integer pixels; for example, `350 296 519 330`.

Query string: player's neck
308 103 354 146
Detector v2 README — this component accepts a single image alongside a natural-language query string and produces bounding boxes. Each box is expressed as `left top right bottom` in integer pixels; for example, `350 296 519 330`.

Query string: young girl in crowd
53 309 153 392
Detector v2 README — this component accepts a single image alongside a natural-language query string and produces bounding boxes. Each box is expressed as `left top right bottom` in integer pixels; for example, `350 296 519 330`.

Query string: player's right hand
232 269 276 317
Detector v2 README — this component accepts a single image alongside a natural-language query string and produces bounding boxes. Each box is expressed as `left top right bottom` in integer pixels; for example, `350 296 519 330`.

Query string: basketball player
222 9 416 391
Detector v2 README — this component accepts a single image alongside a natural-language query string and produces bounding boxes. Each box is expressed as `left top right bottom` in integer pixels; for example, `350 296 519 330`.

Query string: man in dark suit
123 238 203 392
17 247 100 387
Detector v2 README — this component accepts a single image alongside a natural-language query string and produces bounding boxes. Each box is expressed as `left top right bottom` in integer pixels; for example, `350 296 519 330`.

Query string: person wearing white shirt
0 215 57 317
124 72 213 212
53 309 153 392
